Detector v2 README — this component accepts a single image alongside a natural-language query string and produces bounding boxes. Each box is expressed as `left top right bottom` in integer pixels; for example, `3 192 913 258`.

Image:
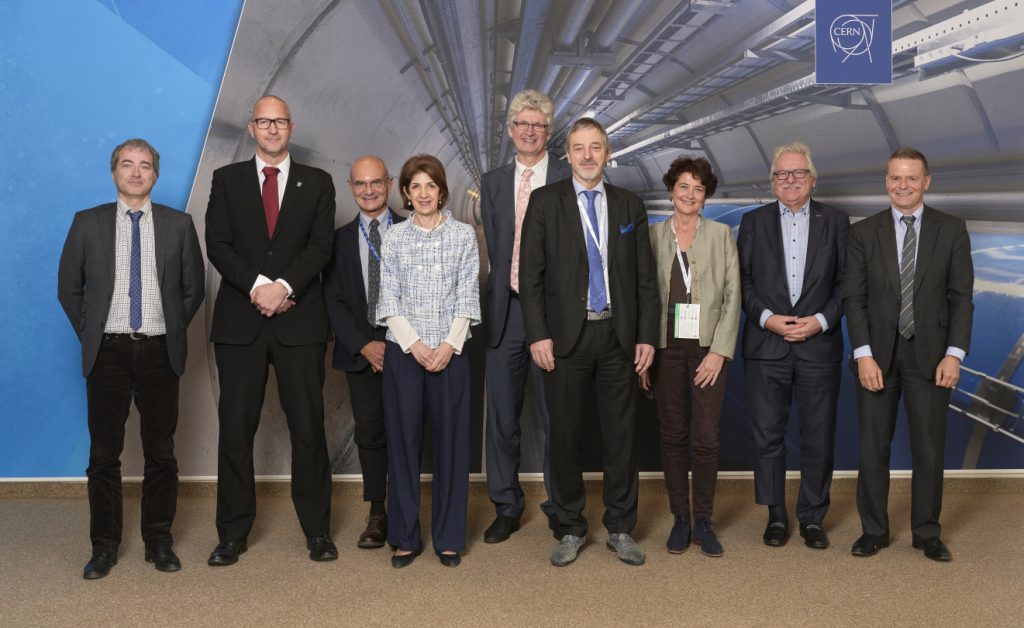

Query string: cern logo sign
829 14 878 63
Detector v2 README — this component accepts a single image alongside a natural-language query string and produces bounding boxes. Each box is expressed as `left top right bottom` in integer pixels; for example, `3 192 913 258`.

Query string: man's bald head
348 155 392 216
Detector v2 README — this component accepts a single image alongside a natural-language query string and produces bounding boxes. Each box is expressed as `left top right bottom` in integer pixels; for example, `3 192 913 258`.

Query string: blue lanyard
358 211 392 263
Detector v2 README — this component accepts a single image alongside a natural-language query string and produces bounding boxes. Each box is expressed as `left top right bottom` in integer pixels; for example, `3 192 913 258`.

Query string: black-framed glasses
772 169 811 180
510 120 549 132
253 117 291 130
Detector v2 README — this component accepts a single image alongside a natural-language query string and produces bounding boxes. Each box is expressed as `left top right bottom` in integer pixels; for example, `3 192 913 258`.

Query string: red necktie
262 166 280 237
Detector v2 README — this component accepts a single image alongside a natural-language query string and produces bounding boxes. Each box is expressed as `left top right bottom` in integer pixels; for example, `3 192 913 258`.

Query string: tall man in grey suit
480 89 571 543
845 147 973 562
737 142 849 550
324 155 404 549
519 118 659 567
205 95 338 566
58 139 205 579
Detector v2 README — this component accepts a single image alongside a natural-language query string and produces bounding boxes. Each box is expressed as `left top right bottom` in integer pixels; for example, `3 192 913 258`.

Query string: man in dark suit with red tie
205 95 337 565
479 89 571 543
519 118 659 567
324 155 404 549
845 147 974 562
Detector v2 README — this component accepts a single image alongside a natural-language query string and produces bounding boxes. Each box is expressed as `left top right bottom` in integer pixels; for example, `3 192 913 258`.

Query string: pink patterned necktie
510 167 533 292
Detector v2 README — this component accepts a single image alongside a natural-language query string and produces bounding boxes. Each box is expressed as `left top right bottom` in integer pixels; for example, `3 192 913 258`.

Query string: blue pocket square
619 223 635 234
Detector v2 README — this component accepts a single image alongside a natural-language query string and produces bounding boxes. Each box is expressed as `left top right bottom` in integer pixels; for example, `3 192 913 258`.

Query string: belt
586 309 613 321
104 332 165 341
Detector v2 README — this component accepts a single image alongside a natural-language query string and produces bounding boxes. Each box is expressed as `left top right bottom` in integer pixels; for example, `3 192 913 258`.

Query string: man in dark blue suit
480 90 571 543
737 142 849 551
324 155 404 549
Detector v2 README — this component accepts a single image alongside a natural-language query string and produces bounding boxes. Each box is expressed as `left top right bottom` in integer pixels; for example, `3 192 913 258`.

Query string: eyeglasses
351 178 388 192
510 120 549 132
772 169 811 180
252 117 291 130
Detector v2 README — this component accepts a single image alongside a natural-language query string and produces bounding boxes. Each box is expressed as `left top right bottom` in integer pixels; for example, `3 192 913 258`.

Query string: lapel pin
296 181 303 188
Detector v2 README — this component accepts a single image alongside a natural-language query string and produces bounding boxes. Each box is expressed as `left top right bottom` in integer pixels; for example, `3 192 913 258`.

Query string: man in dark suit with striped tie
845 147 974 562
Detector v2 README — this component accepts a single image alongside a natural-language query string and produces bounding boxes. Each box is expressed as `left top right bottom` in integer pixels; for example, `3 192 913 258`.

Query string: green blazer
649 217 741 356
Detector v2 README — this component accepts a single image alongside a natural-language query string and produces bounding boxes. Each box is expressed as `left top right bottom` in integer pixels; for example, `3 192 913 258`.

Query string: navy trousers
383 342 470 552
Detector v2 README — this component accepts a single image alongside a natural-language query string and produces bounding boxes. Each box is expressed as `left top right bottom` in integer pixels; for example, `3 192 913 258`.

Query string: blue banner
815 0 893 84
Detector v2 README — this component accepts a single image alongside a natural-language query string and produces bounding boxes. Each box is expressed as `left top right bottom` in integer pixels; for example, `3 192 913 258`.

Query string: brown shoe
358 514 387 549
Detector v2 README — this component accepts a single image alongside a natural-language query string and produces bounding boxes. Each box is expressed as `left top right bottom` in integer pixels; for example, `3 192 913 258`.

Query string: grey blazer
649 217 741 356
57 202 205 376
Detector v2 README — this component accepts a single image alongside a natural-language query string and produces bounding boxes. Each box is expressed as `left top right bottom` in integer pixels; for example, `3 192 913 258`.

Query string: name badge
673 303 700 339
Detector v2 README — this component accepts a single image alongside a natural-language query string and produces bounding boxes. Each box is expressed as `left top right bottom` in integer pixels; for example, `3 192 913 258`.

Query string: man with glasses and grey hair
205 95 338 566
324 155 404 549
479 89 571 543
737 141 849 552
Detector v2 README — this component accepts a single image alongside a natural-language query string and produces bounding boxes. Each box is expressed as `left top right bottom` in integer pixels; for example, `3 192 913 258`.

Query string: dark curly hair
662 156 717 197
399 154 449 210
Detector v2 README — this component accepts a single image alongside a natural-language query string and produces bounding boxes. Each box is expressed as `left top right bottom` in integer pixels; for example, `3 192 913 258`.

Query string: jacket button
267 251 274 256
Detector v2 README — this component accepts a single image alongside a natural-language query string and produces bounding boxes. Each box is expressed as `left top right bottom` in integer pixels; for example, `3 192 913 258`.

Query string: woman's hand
427 342 455 372
694 352 725 389
410 341 434 369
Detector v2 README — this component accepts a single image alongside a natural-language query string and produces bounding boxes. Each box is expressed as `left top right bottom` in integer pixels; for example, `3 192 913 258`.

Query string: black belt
104 332 165 341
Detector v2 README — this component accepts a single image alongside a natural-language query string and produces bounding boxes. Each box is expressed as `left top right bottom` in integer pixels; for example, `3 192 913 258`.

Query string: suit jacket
844 204 974 374
57 203 205 376
649 218 741 355
519 178 659 357
324 209 405 371
738 199 849 363
480 152 572 347
205 158 335 346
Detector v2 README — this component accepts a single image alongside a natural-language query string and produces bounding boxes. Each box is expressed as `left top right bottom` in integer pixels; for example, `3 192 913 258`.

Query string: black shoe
666 514 691 554
799 523 829 550
207 540 247 566
307 535 338 561
763 520 789 547
391 546 423 569
83 552 117 580
483 515 520 544
358 514 387 549
437 551 461 567
912 535 952 562
145 546 182 572
851 533 889 557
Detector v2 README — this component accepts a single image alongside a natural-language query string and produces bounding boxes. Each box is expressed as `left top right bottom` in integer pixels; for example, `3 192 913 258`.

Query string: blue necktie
129 210 143 331
582 190 607 313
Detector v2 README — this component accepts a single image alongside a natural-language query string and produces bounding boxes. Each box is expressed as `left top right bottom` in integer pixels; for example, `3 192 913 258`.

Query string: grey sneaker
550 535 586 566
606 533 646 565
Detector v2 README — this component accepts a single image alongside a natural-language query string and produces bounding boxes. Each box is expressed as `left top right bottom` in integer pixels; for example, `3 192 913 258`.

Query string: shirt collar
572 177 606 201
116 198 152 217
255 153 291 180
515 152 548 178
359 207 393 230
891 204 924 225
778 200 811 217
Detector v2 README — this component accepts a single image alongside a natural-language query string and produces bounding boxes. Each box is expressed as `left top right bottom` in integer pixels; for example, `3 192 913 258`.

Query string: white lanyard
669 218 699 294
358 211 392 263
576 192 607 270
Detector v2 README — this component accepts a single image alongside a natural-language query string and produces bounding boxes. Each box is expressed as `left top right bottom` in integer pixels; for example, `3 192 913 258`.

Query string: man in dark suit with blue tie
205 95 338 565
324 155 404 549
519 118 659 566
737 142 849 551
58 138 205 579
480 90 571 543
845 147 974 562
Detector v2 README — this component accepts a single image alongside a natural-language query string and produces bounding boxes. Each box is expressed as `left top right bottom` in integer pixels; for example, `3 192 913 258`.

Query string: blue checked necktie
898 215 916 339
129 210 143 331
582 190 607 313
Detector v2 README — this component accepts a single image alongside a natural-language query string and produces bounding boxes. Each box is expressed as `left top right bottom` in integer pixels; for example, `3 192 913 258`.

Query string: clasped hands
410 340 455 372
251 282 294 317
765 314 822 342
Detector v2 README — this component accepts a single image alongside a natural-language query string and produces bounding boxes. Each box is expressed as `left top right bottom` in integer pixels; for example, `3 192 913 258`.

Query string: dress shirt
571 178 612 310
377 210 481 352
358 208 395 301
758 201 828 332
104 199 166 335
852 204 966 361
251 154 294 296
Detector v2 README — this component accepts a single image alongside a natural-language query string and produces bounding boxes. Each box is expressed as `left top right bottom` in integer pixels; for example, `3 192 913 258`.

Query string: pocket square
619 223 635 234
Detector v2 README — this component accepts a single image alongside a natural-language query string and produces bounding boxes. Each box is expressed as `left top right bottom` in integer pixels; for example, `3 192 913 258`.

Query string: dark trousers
382 342 470 552
346 361 387 503
745 353 840 524
85 334 179 553
214 322 331 542
654 338 725 520
856 336 950 539
544 318 639 538
485 293 554 518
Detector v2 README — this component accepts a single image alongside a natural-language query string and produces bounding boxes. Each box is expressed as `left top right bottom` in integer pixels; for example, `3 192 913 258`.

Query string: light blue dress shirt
571 178 611 309
758 201 828 332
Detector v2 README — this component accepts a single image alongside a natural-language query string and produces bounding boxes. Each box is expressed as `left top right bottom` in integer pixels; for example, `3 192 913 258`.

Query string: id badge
673 303 700 339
